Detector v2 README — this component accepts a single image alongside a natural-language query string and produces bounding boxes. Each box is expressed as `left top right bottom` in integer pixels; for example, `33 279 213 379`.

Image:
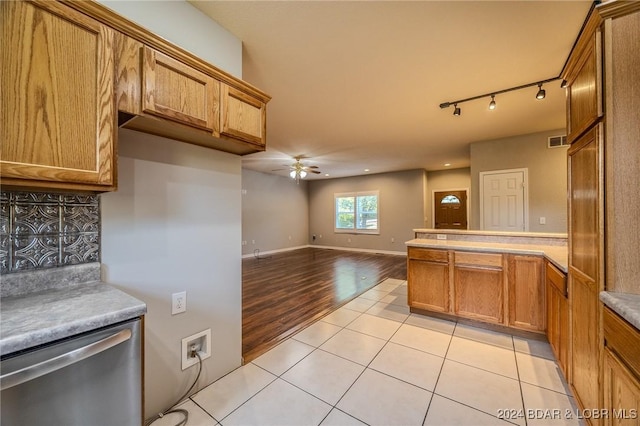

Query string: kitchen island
406 229 568 335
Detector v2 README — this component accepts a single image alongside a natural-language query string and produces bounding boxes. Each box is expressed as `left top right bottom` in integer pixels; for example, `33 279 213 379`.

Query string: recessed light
364 169 370 172
444 163 451 167
324 173 329 177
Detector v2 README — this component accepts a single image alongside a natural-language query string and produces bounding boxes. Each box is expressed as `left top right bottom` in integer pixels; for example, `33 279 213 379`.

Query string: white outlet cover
172 291 187 315
181 329 211 370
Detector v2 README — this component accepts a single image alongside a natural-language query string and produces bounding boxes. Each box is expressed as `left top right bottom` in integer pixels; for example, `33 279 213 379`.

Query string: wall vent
548 135 568 148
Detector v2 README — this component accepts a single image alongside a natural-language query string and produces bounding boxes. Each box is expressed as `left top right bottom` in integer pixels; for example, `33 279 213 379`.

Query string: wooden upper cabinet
568 124 602 282
507 255 545 333
563 12 603 143
221 84 267 147
141 47 220 134
1 0 115 190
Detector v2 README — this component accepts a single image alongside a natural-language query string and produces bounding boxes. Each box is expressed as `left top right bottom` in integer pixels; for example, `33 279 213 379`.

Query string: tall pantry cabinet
562 2 640 424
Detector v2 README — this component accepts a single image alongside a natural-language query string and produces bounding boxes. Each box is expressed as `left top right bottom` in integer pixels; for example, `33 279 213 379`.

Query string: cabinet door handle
0 328 131 391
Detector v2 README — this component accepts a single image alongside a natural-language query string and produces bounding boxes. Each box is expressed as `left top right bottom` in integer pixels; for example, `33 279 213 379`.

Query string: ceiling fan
273 156 321 182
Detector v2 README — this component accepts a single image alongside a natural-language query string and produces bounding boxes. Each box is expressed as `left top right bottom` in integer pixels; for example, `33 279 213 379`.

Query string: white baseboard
242 245 310 259
242 244 407 259
309 245 407 257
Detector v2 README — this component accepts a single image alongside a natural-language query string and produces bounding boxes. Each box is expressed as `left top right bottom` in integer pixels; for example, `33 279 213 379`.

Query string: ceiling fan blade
309 170 322 174
305 165 319 169
271 168 287 172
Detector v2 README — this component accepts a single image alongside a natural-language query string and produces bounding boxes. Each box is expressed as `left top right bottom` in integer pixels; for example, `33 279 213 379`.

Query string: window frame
334 190 380 234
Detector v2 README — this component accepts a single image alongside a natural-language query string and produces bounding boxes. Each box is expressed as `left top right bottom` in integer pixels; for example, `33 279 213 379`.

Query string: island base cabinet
546 262 569 377
454 266 503 324
508 255 545 332
408 260 449 313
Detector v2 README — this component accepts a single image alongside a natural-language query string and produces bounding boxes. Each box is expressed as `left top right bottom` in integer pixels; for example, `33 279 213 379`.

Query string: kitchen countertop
406 238 568 273
600 291 640 331
0 264 146 355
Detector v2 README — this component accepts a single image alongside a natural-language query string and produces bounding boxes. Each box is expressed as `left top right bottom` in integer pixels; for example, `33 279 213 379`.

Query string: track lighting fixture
439 76 560 115
560 80 568 89
489 95 496 110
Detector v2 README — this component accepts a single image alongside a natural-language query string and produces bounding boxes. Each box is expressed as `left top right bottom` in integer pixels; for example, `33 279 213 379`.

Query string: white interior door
480 169 528 232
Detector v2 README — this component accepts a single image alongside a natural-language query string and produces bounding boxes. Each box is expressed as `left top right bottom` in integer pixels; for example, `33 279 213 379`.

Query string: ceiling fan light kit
439 76 560 116
274 156 321 183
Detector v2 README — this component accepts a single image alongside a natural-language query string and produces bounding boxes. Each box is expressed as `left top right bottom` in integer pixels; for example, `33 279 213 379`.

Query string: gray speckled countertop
600 291 640 331
0 264 146 355
405 238 568 273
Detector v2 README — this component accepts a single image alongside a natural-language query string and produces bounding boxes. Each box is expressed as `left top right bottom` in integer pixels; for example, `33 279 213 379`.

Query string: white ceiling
190 0 592 180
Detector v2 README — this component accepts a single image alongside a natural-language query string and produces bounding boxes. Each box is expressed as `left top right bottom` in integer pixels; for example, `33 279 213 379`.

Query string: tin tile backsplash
0 191 100 274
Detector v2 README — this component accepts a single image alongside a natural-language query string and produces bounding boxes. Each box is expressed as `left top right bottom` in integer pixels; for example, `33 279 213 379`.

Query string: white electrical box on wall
181 329 212 370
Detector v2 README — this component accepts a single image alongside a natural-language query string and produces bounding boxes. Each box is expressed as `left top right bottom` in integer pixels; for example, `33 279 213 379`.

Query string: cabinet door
547 282 569 378
508 255 545 332
1 0 115 189
221 84 266 146
603 349 640 426
454 252 504 324
408 259 449 313
571 270 601 417
566 27 602 142
142 47 219 133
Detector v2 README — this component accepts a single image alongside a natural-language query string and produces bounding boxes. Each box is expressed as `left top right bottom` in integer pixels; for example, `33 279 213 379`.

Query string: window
441 195 461 204
335 191 379 234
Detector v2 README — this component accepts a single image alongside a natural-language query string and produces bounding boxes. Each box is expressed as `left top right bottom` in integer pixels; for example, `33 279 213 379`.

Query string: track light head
453 104 461 116
536 83 546 100
560 80 568 88
489 95 496 110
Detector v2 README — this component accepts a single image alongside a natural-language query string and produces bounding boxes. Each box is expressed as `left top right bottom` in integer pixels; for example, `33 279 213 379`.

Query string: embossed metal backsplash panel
0 191 100 274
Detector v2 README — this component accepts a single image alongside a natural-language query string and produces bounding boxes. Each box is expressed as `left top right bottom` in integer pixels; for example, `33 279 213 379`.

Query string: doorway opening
479 168 529 232
432 189 468 229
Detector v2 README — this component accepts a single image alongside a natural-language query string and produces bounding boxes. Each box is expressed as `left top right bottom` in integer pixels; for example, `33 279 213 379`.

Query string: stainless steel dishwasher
0 318 142 426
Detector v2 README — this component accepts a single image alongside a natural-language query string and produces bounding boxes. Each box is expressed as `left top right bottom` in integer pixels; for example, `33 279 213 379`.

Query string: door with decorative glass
434 190 468 229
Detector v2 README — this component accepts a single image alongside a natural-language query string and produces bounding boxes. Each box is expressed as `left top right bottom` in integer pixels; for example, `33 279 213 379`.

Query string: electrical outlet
288 235 292 240
436 234 447 240
242 240 247 246
181 329 211 370
252 239 255 244
172 291 187 315
391 237 395 243
539 217 546 225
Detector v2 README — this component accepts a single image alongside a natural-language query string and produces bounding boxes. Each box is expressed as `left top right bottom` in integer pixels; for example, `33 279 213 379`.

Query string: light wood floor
242 247 407 362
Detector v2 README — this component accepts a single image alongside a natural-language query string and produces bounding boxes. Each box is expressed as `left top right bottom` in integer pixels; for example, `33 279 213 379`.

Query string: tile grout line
513 335 529 426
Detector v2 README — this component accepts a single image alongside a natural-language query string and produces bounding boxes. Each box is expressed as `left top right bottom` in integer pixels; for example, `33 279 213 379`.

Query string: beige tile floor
155 278 583 426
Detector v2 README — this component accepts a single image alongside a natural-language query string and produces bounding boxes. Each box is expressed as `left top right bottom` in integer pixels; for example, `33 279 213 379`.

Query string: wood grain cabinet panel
142 47 219 133
454 264 503 324
603 350 640 426
221 84 266 147
1 0 115 190
508 255 545 332
571 270 601 417
546 261 569 377
407 250 450 313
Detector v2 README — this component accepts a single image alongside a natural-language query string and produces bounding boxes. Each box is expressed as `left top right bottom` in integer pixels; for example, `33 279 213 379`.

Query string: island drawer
408 247 448 263
454 251 503 268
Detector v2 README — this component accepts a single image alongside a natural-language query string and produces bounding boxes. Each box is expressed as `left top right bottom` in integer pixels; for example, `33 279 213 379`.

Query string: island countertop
405 238 568 273
0 264 146 355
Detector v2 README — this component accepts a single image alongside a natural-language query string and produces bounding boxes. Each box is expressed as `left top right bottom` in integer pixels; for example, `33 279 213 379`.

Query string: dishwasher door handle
0 328 132 391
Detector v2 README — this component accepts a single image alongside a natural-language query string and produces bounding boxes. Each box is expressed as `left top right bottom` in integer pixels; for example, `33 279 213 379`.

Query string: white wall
241 169 309 256
102 130 242 417
98 0 242 78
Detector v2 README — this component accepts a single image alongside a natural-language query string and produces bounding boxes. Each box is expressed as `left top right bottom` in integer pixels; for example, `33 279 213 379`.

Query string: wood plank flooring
242 247 407 362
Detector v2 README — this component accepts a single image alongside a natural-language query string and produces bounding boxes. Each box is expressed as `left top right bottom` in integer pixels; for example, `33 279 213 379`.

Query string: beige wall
308 169 426 253
470 129 568 232
242 169 309 256
426 168 471 228
96 1 243 418
102 131 242 417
